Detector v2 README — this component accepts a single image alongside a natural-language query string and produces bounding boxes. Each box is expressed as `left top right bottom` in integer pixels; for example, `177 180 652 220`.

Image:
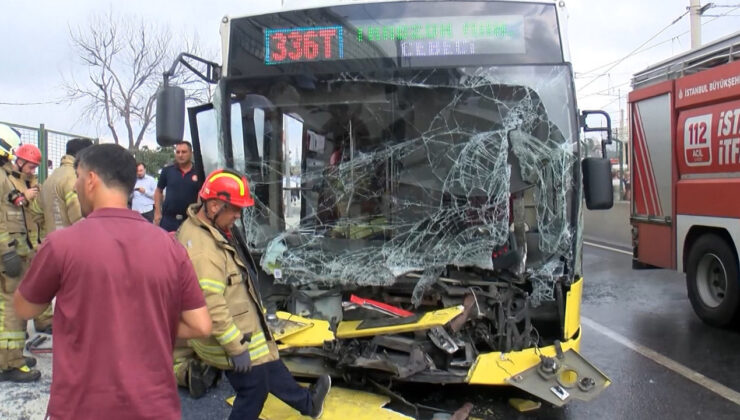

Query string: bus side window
242 108 265 165
231 102 246 172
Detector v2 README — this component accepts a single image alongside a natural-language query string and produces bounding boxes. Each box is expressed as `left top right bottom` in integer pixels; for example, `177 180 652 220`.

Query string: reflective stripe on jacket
177 204 278 370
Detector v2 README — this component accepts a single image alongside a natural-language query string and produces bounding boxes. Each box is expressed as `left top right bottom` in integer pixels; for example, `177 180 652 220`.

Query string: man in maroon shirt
13 144 212 420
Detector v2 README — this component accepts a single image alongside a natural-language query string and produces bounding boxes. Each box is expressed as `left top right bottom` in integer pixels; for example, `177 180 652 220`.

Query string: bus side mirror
582 157 613 210
580 109 614 210
156 85 185 147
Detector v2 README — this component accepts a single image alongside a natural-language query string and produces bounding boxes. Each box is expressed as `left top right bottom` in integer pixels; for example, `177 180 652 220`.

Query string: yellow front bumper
466 277 584 384
275 278 588 387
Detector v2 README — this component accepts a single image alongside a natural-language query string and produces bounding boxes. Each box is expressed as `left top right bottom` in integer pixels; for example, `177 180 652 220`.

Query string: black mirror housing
156 85 185 147
582 157 613 210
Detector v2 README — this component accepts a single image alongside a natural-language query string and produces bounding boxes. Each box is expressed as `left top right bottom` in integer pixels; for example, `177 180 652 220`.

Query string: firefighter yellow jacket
177 204 279 370
40 155 81 237
0 161 44 260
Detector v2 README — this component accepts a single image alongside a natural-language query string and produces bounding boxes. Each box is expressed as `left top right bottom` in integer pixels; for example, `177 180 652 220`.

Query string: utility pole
690 0 702 49
689 1 714 49
619 89 624 143
619 89 625 197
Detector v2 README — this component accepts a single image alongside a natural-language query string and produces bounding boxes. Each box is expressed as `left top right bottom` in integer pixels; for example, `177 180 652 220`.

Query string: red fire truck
630 32 740 327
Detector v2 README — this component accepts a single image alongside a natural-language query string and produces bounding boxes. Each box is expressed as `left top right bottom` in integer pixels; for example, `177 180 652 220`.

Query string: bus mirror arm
580 110 612 159
156 53 221 147
163 52 221 86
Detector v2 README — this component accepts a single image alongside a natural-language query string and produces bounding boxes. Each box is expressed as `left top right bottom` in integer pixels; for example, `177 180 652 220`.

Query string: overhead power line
578 5 740 96
577 9 690 93
577 36 679 77
579 81 631 99
598 96 622 110
581 5 740 77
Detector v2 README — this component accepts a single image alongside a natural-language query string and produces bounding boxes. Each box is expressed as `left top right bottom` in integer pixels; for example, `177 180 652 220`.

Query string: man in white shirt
132 162 157 222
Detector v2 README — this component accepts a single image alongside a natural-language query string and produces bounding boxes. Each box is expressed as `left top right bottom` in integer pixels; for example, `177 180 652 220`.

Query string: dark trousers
160 214 184 232
140 210 154 223
225 359 312 420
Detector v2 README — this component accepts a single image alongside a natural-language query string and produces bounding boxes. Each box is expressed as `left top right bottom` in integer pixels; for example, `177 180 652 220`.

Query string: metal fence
0 121 98 182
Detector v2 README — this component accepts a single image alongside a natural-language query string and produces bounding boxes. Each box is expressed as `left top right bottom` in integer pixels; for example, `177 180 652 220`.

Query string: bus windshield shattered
185 1 609 404
220 66 578 305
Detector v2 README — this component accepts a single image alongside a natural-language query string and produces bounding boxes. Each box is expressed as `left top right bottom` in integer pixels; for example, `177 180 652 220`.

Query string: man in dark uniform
154 141 203 232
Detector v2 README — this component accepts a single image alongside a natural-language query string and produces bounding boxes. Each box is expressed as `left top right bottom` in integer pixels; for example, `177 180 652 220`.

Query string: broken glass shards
239 68 576 304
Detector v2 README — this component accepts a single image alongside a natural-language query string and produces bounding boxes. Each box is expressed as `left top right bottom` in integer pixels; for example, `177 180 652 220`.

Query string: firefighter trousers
173 340 195 387
0 273 26 370
225 359 312 420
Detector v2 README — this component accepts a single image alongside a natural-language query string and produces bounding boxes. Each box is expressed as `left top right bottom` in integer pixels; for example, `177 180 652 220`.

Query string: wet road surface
3 244 740 419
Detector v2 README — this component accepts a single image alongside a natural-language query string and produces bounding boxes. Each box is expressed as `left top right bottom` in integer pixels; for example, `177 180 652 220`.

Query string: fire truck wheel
686 234 740 327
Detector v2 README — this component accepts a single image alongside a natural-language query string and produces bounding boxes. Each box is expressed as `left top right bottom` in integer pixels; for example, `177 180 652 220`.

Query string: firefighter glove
2 250 22 277
230 350 252 373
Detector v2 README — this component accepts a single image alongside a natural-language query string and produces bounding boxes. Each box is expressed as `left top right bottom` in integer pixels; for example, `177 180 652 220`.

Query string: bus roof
225 0 559 20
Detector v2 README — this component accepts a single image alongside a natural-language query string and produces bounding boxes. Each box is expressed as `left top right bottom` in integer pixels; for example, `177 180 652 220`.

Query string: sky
1 0 739 147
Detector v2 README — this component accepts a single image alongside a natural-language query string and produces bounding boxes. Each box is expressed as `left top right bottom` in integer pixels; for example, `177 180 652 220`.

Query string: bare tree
64 10 212 150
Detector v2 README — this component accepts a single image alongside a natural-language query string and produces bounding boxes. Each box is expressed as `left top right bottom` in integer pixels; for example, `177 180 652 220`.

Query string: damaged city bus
157 0 614 408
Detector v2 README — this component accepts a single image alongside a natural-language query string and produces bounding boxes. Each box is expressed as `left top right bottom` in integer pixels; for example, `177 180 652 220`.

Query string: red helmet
15 144 42 165
199 169 254 208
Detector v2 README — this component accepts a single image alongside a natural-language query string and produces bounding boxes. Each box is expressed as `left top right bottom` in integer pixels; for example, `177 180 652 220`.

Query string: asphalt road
3 244 740 419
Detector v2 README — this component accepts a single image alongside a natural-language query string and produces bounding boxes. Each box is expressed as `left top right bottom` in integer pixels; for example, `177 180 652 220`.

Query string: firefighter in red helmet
14 144 42 169
0 127 44 382
175 168 331 419
12 144 52 337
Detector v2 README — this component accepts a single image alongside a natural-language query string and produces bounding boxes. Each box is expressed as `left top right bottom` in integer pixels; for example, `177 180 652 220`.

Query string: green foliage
132 146 174 177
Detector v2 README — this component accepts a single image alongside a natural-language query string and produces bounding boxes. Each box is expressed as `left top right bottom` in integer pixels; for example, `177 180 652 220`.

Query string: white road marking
582 316 740 406
584 241 633 256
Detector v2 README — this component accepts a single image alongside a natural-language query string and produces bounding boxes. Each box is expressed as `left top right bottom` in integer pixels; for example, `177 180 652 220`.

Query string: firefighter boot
309 375 331 419
35 324 52 335
188 359 218 399
0 365 41 383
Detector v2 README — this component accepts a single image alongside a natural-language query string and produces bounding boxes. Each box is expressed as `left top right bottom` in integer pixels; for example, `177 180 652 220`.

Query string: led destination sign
265 26 343 65
265 15 524 65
